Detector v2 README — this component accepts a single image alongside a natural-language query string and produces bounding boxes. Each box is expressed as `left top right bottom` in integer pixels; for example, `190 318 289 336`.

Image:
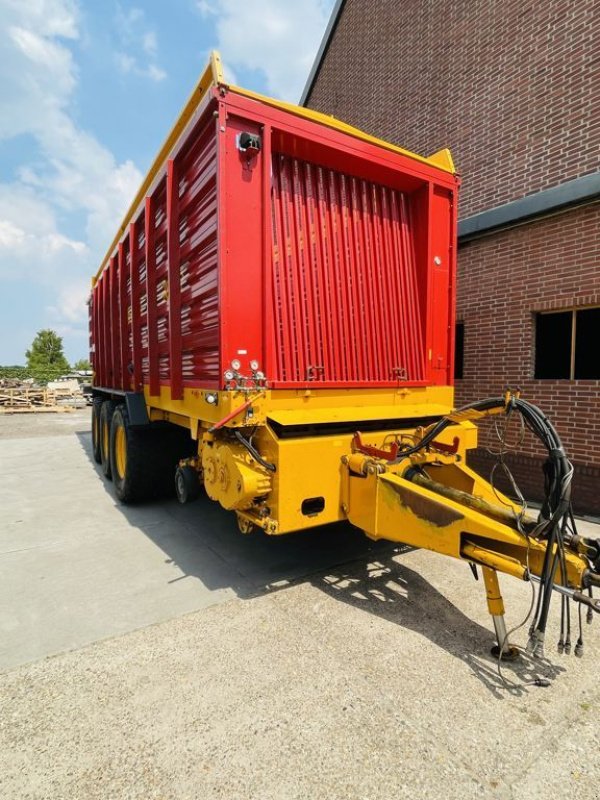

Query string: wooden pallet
0 388 77 413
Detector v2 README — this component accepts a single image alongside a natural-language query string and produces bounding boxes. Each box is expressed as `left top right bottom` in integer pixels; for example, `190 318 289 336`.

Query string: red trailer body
90 81 458 397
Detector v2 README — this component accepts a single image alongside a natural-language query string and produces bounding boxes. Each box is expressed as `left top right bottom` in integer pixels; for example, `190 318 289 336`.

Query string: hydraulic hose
233 430 276 473
393 394 588 648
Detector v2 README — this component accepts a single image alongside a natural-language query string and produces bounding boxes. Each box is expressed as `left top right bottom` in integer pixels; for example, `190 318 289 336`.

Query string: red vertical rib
261 124 272 381
167 159 183 400
109 255 119 387
271 156 291 381
361 177 378 380
346 179 366 380
329 172 357 381
145 196 160 396
307 162 331 380
339 174 361 380
129 221 143 391
367 183 388 379
283 158 306 381
296 160 322 377
315 166 339 381
391 192 414 378
377 187 406 380
118 242 128 390
101 275 108 386
92 285 99 385
289 159 310 378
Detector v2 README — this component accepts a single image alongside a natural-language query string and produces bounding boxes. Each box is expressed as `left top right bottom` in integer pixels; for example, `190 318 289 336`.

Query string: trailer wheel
109 405 181 502
91 398 102 464
109 404 148 502
100 400 117 479
175 465 201 504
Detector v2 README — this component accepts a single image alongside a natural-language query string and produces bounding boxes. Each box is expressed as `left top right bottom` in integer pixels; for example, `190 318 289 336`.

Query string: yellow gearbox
202 441 272 511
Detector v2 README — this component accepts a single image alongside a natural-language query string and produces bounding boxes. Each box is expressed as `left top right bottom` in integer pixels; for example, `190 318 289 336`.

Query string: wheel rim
115 424 127 479
176 471 185 501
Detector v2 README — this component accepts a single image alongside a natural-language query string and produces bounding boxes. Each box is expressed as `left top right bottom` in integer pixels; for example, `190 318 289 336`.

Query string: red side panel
91 104 220 392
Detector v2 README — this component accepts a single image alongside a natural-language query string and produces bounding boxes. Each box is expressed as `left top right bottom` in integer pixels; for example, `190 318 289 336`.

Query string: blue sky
0 0 334 364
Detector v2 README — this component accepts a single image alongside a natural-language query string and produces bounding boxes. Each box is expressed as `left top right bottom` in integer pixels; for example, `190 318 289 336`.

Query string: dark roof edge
299 0 346 106
458 172 600 241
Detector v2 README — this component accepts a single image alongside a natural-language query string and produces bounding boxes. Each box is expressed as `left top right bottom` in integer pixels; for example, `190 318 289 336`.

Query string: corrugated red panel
178 119 219 384
91 111 219 390
270 154 426 384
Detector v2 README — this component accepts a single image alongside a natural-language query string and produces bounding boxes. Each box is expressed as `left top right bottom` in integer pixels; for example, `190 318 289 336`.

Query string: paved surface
1 411 599 799
0 410 393 670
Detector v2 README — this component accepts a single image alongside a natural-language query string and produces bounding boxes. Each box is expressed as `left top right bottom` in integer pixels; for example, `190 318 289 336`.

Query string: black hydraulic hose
537 538 560 636
389 397 506 463
393 394 581 646
233 430 276 473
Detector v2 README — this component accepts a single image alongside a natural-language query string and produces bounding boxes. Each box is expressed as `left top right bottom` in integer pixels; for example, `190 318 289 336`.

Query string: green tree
26 329 70 384
72 358 92 371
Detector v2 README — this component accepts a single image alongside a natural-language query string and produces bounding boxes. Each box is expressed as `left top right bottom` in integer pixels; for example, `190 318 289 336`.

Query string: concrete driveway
0 410 394 670
1 410 599 799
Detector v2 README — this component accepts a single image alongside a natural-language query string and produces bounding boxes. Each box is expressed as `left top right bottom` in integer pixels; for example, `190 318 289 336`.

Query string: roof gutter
299 0 347 106
459 172 600 242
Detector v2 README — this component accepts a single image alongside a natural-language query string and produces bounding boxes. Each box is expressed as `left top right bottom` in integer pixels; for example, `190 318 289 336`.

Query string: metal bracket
125 392 150 427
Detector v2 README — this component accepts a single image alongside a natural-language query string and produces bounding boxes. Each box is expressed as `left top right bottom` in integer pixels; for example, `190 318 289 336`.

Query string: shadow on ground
76 427 565 697
312 557 566 698
76 429 397 597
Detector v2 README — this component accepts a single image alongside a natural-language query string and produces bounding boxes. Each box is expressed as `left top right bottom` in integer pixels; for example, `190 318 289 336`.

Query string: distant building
302 0 600 513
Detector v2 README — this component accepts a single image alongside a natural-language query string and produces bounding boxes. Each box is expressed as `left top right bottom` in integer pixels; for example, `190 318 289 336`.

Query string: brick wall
307 0 600 218
456 203 600 514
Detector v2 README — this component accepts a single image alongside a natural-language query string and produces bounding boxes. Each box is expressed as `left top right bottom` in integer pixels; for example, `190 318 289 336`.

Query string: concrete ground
1 410 599 799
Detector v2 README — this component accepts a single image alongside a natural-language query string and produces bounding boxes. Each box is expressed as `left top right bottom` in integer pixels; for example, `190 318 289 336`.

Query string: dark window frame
534 306 600 380
454 321 465 380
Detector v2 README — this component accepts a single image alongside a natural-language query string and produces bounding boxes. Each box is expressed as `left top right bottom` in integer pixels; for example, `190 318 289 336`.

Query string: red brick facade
306 0 600 217
306 0 600 513
457 205 600 513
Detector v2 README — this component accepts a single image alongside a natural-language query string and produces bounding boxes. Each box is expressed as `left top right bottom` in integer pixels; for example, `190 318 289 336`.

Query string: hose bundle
393 395 578 657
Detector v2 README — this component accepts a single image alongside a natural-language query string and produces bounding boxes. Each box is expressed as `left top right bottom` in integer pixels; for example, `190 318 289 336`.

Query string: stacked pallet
0 387 76 413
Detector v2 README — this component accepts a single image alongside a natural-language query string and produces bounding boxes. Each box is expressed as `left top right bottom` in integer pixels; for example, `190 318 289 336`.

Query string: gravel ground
1 411 599 799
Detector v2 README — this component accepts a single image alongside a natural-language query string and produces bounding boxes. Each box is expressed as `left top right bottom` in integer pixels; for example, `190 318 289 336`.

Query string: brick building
301 0 600 514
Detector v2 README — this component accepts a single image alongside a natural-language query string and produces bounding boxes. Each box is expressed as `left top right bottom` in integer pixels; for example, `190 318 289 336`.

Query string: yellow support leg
482 567 519 661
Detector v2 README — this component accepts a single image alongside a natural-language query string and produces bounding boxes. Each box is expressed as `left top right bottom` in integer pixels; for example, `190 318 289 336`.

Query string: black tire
91 398 102 464
109 406 196 503
175 465 201 504
99 400 117 479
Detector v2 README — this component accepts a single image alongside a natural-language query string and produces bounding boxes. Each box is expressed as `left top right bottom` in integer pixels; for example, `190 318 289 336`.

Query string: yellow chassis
127 381 595 650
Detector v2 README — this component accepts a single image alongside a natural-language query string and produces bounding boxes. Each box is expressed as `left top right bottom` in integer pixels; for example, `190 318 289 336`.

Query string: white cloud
48 280 90 325
0 0 143 356
114 3 166 82
196 0 216 17
142 30 157 56
199 0 334 101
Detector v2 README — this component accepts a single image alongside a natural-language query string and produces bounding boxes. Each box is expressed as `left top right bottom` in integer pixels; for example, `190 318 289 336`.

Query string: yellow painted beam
228 84 457 176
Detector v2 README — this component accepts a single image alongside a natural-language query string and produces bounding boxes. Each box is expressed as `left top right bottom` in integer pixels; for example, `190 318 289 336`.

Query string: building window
534 308 600 379
454 322 464 379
